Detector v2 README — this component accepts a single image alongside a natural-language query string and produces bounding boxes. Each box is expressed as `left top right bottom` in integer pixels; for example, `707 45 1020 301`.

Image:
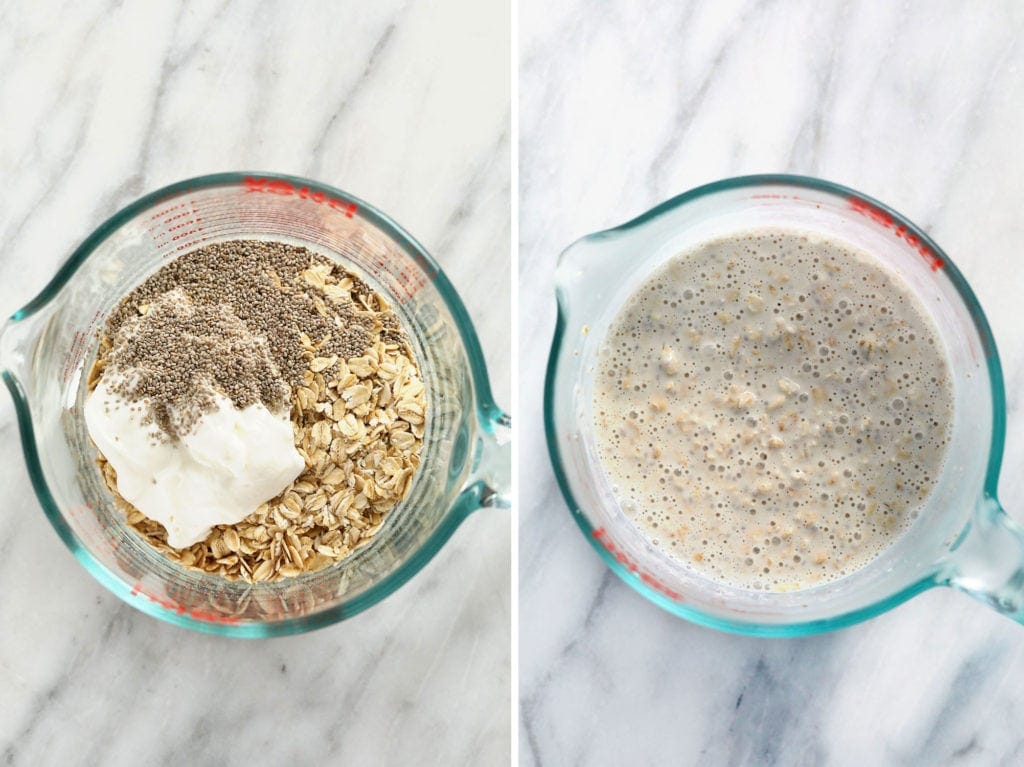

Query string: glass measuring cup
545 174 1021 636
1 172 510 637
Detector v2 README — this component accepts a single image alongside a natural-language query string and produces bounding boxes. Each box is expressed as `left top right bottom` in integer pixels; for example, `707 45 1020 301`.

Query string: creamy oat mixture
592 229 953 591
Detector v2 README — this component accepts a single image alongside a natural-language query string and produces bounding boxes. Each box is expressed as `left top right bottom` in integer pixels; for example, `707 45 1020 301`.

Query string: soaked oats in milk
592 229 953 591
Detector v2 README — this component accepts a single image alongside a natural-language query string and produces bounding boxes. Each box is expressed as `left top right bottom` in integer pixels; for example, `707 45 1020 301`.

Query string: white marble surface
520 2 1024 765
0 2 509 765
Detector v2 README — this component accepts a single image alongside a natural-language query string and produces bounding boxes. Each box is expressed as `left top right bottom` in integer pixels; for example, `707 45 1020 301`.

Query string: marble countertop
0 2 509 765
520 2 1024 765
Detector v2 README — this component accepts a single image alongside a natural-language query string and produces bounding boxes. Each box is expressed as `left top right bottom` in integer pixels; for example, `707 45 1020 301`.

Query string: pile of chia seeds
98 240 389 440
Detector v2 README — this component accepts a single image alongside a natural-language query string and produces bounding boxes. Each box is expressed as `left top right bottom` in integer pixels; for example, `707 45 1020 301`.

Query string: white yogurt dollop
85 379 304 548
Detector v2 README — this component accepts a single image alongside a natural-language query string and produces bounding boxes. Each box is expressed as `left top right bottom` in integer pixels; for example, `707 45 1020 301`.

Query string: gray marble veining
520 2 1024 765
0 1 510 765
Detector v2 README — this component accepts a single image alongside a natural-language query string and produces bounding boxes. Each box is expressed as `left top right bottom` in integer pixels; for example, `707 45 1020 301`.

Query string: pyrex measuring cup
545 174 1019 636
1 172 510 637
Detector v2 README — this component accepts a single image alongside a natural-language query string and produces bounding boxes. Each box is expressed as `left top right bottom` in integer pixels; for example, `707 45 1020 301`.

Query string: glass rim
3 171 502 637
544 173 1007 637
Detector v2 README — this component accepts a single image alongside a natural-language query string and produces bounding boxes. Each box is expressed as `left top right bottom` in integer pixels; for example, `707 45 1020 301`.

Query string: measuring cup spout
553 213 672 328
945 496 1024 623
1 313 40 398
554 234 625 315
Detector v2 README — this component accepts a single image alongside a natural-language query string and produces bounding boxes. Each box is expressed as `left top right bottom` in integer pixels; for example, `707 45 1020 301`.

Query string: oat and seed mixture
88 240 427 582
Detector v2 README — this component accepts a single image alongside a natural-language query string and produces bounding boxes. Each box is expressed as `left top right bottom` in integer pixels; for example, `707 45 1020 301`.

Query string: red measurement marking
129 581 241 624
67 503 92 517
592 527 683 601
63 331 86 384
62 310 103 384
70 502 126 554
163 209 196 224
244 176 358 218
167 217 202 232
66 502 124 555
146 199 209 254
372 255 429 301
849 197 944 271
150 202 188 221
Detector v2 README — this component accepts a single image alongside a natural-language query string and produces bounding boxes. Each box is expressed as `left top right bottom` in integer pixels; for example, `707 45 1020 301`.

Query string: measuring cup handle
461 408 511 510
945 496 1024 622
